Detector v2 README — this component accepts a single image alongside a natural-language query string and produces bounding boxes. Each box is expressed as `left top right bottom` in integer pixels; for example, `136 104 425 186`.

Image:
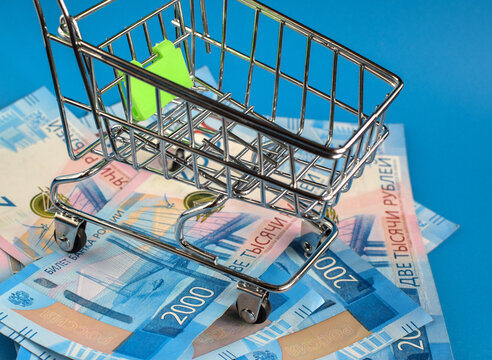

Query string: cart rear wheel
54 227 87 253
169 148 185 172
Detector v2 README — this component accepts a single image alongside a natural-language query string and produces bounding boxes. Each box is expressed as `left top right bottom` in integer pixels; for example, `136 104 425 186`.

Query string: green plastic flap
121 40 193 122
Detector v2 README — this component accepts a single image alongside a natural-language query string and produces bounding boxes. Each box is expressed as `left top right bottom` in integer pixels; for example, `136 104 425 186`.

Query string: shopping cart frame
34 0 403 323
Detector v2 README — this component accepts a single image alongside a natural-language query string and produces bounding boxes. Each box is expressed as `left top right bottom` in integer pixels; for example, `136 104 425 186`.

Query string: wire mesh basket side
35 0 401 220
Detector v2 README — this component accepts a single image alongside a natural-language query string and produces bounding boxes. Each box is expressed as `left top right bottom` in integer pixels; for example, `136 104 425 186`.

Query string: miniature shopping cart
34 0 402 323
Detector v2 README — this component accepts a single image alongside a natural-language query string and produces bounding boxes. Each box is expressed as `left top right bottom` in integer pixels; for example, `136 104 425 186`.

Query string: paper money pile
0 76 458 360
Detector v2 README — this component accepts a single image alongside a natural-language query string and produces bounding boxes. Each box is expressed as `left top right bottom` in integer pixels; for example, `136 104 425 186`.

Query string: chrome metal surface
237 281 269 324
34 1 401 212
175 194 228 264
54 212 85 252
34 0 402 320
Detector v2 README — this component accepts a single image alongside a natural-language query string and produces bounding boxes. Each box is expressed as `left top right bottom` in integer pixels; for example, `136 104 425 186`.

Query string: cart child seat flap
121 40 193 122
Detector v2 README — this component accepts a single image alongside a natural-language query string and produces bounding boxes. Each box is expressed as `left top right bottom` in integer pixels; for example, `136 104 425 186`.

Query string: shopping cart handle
174 194 229 264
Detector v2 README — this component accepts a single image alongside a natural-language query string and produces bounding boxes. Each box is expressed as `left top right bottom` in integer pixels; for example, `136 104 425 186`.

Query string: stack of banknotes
0 68 459 360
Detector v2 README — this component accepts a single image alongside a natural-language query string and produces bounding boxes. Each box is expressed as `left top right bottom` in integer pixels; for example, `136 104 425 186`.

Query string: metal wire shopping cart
33 0 403 323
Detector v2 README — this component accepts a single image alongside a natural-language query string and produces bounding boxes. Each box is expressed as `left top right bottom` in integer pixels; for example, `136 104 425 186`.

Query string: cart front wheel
54 226 87 253
236 297 272 324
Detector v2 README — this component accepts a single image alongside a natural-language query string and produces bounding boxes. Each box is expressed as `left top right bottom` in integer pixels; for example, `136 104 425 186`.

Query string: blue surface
0 1 490 359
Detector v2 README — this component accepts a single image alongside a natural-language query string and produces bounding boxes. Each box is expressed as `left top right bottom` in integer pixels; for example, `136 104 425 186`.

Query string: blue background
0 1 490 359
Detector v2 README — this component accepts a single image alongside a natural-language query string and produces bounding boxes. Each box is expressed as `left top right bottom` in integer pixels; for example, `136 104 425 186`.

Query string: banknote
16 345 66 360
0 246 22 360
0 74 450 360
1 180 324 360
190 252 324 360
16 347 37 360
79 104 458 258
0 321 68 360
324 123 453 360
190 199 457 360
78 75 458 259
414 202 458 253
0 169 309 360
0 300 77 360
0 87 137 265
0 172 431 360
190 243 327 360
231 232 431 360
0 249 23 284
241 119 453 360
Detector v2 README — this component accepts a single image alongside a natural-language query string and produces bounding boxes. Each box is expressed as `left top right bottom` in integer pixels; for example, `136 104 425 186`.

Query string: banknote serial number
160 287 214 325
313 256 358 289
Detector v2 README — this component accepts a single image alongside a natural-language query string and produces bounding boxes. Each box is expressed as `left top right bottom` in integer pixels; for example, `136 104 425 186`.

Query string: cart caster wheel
169 148 185 172
54 226 87 253
236 297 272 324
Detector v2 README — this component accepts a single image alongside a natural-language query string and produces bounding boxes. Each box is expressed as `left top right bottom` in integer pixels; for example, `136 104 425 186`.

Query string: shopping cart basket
33 0 403 323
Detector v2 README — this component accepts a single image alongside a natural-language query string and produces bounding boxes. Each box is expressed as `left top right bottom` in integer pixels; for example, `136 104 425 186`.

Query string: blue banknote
313 122 454 360
0 322 67 360
0 169 304 360
16 347 36 360
236 232 432 360
0 232 233 360
247 119 453 360
78 70 458 259
16 344 67 360
15 343 68 360
190 250 325 360
0 72 453 360
0 88 136 265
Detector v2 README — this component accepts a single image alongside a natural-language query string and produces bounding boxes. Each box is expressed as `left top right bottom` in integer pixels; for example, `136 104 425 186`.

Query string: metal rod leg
174 194 228 264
